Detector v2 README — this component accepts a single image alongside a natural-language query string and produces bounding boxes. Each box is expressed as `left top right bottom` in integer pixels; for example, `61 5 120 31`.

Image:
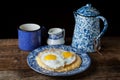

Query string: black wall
2 0 120 38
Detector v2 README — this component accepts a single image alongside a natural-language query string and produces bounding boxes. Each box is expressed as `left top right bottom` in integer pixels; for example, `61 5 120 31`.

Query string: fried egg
40 50 65 69
39 49 77 70
62 51 76 65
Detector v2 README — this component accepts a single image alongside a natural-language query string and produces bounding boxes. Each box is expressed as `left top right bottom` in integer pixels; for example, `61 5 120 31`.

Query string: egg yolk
62 51 73 59
44 54 57 60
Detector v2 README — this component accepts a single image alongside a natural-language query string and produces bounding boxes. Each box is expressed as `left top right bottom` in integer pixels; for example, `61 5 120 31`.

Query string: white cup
47 28 65 45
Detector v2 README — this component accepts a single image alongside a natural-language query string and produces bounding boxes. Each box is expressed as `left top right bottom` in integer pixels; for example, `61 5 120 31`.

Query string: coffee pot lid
76 3 100 16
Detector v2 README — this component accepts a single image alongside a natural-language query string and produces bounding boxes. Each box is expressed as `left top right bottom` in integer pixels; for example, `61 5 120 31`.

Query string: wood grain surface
0 37 120 80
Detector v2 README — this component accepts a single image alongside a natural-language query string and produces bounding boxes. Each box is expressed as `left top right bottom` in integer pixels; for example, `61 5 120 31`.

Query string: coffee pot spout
73 11 77 19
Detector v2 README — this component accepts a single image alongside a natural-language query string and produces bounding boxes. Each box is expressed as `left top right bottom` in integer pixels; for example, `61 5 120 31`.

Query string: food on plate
36 49 82 72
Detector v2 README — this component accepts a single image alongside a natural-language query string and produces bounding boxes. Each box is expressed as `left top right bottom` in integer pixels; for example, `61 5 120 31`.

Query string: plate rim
27 45 91 76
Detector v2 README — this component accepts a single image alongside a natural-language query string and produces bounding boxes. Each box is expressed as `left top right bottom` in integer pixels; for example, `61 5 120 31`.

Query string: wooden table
0 37 120 80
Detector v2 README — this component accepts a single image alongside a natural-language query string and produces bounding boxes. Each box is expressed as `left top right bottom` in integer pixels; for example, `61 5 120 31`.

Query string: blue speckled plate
27 45 91 76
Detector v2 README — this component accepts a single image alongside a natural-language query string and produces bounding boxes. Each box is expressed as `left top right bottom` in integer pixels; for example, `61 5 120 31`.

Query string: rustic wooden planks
0 37 120 80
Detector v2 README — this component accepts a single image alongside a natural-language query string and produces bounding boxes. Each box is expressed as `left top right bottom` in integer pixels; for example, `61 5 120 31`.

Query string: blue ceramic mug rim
18 23 41 32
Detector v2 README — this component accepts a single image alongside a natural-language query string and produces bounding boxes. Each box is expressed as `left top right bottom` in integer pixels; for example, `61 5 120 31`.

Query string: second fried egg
62 51 76 65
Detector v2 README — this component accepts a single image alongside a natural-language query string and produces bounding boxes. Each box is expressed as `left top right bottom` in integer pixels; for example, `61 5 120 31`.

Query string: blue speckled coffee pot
71 4 108 53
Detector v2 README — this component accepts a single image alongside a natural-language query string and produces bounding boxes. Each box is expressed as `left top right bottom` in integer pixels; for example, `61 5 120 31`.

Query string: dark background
2 0 120 39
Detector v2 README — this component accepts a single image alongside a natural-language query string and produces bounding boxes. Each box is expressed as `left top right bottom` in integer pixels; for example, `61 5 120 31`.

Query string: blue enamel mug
18 23 45 51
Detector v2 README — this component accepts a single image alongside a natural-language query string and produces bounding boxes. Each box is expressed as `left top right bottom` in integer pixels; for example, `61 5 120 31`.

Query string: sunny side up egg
41 50 65 69
62 51 76 65
40 49 76 69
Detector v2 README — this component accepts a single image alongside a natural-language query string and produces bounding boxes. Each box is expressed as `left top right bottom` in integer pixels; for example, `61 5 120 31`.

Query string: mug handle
94 16 108 55
62 29 65 39
41 26 48 45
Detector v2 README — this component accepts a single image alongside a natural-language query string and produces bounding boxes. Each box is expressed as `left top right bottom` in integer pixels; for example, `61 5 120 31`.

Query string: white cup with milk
47 28 65 45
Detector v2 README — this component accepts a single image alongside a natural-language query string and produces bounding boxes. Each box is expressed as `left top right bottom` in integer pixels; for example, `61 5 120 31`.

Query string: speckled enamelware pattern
72 4 108 52
27 45 91 76
76 4 100 17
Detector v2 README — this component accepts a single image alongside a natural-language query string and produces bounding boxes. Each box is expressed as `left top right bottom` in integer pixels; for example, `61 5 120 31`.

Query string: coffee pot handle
96 16 108 40
94 16 108 55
